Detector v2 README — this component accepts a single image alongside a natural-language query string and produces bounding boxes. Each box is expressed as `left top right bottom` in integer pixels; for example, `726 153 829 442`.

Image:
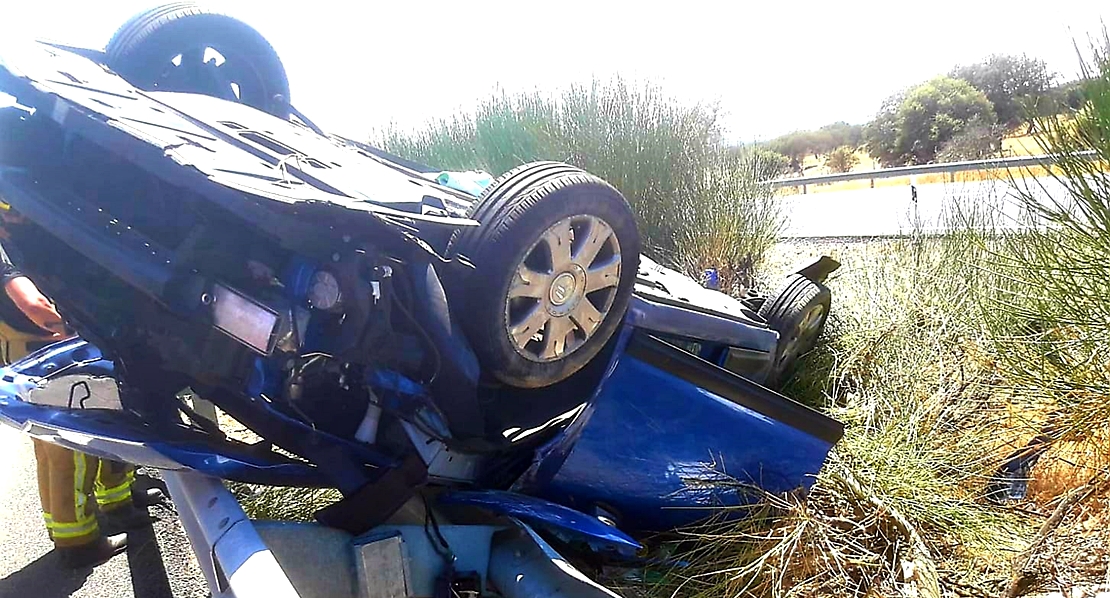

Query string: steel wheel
506 215 622 362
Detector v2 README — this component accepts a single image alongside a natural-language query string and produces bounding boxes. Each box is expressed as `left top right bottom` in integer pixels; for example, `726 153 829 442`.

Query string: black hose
390 275 442 387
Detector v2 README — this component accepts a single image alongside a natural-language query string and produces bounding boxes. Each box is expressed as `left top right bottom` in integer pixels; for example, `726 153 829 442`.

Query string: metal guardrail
767 151 1099 191
164 469 301 598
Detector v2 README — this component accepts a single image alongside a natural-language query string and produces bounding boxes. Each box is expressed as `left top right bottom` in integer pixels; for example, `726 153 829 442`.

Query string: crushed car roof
0 41 479 228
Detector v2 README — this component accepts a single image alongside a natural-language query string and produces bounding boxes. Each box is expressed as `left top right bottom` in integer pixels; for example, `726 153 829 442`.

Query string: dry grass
1028 431 1110 510
1002 134 1043 157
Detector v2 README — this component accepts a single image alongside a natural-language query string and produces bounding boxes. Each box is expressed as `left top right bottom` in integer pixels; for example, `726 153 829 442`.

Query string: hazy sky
3 1 1106 142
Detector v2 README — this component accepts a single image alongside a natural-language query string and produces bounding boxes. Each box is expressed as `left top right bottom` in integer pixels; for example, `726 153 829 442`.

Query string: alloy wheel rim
504 215 622 362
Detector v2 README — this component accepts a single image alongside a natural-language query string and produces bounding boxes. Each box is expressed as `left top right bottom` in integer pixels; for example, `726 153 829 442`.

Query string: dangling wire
421 494 455 566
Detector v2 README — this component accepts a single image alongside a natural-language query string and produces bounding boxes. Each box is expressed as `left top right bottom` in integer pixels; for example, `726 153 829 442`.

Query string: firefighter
0 236 157 568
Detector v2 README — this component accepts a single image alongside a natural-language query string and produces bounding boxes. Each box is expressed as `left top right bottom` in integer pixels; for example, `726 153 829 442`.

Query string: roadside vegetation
376 38 1109 596
762 52 1083 180
621 33 1110 598
376 78 784 291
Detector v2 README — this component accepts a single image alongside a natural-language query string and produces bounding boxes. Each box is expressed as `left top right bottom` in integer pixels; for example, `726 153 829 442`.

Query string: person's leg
96 460 155 530
38 443 127 567
32 439 54 539
42 443 99 547
95 460 135 513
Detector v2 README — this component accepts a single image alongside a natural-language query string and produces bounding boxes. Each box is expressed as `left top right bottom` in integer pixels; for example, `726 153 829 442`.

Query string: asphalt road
0 426 208 598
780 176 1067 238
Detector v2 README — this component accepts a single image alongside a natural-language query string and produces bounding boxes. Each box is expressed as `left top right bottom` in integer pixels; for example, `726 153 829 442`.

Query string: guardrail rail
766 151 1098 193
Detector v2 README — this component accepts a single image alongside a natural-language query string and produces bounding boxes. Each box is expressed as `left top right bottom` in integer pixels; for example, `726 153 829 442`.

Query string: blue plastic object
702 268 719 290
433 171 493 197
280 255 317 301
367 368 428 399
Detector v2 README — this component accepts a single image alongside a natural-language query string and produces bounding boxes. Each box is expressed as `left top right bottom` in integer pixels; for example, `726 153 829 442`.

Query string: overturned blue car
0 4 842 595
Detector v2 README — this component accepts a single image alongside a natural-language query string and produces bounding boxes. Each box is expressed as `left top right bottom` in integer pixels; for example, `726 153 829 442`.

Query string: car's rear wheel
451 162 641 388
759 274 831 385
105 3 291 118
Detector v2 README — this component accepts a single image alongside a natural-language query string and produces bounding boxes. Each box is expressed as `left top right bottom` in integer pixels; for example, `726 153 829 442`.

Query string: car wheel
105 3 291 118
451 162 641 388
759 274 831 384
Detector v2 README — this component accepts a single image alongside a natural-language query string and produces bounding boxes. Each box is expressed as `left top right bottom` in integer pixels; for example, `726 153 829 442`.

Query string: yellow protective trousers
32 441 135 547
4 323 136 547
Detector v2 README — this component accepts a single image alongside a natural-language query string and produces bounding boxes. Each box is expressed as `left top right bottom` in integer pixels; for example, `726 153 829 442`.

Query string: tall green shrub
986 29 1110 440
375 78 783 291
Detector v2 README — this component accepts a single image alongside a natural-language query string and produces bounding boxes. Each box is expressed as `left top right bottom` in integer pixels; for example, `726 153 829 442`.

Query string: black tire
105 3 291 118
759 274 831 385
451 162 641 388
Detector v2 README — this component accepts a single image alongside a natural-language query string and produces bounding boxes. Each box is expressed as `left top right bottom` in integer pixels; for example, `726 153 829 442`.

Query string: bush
865 77 997 166
936 123 1002 162
763 123 864 172
824 145 860 173
634 34 1110 598
633 233 1030 598
737 146 791 181
376 78 784 291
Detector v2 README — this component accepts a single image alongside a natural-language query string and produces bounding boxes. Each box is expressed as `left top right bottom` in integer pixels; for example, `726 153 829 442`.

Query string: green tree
825 145 859 173
951 54 1055 130
936 123 1001 162
865 77 996 166
734 146 791 181
818 121 864 151
765 131 813 171
1027 79 1087 133
863 92 905 166
765 124 863 171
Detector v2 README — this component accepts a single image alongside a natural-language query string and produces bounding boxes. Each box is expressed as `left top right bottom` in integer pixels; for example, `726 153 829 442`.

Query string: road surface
780 175 1067 238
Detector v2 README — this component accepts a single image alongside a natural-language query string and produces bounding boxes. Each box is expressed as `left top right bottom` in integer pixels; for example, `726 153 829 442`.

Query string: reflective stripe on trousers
95 461 135 511
33 440 102 547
